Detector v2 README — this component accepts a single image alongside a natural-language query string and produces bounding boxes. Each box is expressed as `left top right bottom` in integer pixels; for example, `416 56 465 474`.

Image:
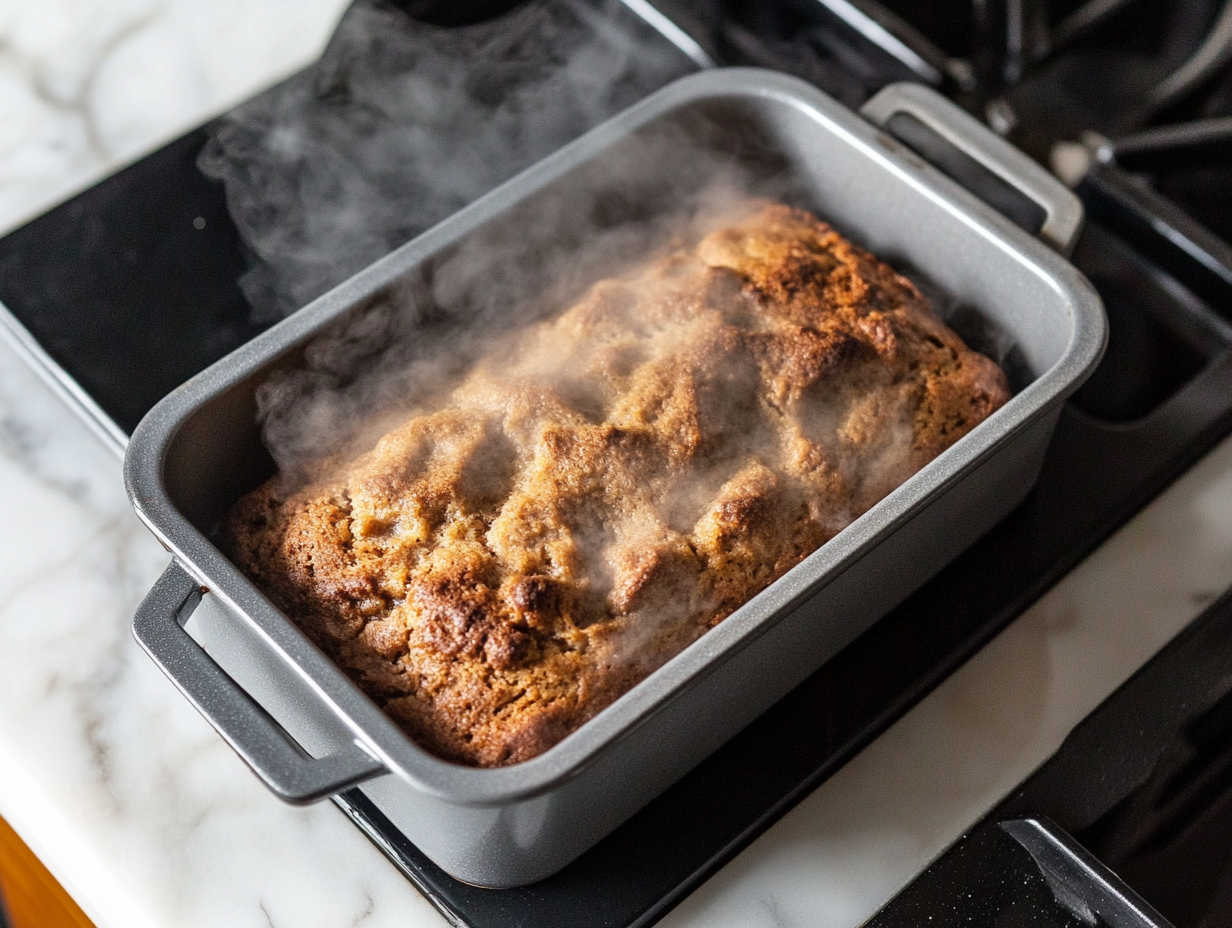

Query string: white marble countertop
3 3 1232 926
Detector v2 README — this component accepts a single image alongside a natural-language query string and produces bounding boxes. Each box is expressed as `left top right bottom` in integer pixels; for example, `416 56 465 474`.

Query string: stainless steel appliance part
125 70 1105 887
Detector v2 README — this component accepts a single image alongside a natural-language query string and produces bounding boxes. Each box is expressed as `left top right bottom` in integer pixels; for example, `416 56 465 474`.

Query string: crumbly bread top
223 203 1010 767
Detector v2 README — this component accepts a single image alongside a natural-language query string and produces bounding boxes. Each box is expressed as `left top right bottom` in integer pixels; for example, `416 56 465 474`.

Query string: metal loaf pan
124 71 1105 888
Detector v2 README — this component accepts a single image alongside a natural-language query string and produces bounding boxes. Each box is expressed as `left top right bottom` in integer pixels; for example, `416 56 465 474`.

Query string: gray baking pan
124 70 1105 887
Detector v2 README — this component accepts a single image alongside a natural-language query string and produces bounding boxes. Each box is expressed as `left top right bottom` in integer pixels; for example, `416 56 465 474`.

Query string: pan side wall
138 74 1098 886
197 408 1057 886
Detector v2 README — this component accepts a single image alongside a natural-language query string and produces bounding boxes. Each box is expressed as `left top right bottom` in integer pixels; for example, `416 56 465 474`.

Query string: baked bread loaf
224 203 1011 767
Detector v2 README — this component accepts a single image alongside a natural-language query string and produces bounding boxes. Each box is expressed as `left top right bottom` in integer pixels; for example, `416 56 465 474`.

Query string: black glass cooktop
0 0 699 440
0 128 259 439
5 1 1232 926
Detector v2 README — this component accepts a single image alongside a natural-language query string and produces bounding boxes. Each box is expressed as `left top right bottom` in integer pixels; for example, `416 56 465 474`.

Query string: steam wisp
198 0 694 321
253 167 770 484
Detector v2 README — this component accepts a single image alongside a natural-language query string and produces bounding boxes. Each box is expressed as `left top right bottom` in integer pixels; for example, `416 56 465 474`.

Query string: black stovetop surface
5 2 1232 926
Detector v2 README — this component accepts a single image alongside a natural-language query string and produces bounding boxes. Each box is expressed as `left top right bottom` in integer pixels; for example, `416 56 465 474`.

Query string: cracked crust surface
222 203 1011 767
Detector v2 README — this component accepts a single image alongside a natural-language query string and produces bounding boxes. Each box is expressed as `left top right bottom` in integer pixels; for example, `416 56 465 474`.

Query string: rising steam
208 0 1023 764
198 0 695 322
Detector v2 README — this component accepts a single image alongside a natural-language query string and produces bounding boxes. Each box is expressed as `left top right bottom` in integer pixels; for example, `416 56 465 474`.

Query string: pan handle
133 561 386 804
861 82 1084 254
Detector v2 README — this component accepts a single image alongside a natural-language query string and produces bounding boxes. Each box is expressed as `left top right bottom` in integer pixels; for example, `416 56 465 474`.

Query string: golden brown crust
223 203 1011 767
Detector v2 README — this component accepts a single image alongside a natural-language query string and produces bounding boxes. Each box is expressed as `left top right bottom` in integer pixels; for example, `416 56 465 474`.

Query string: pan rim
125 67 1106 806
